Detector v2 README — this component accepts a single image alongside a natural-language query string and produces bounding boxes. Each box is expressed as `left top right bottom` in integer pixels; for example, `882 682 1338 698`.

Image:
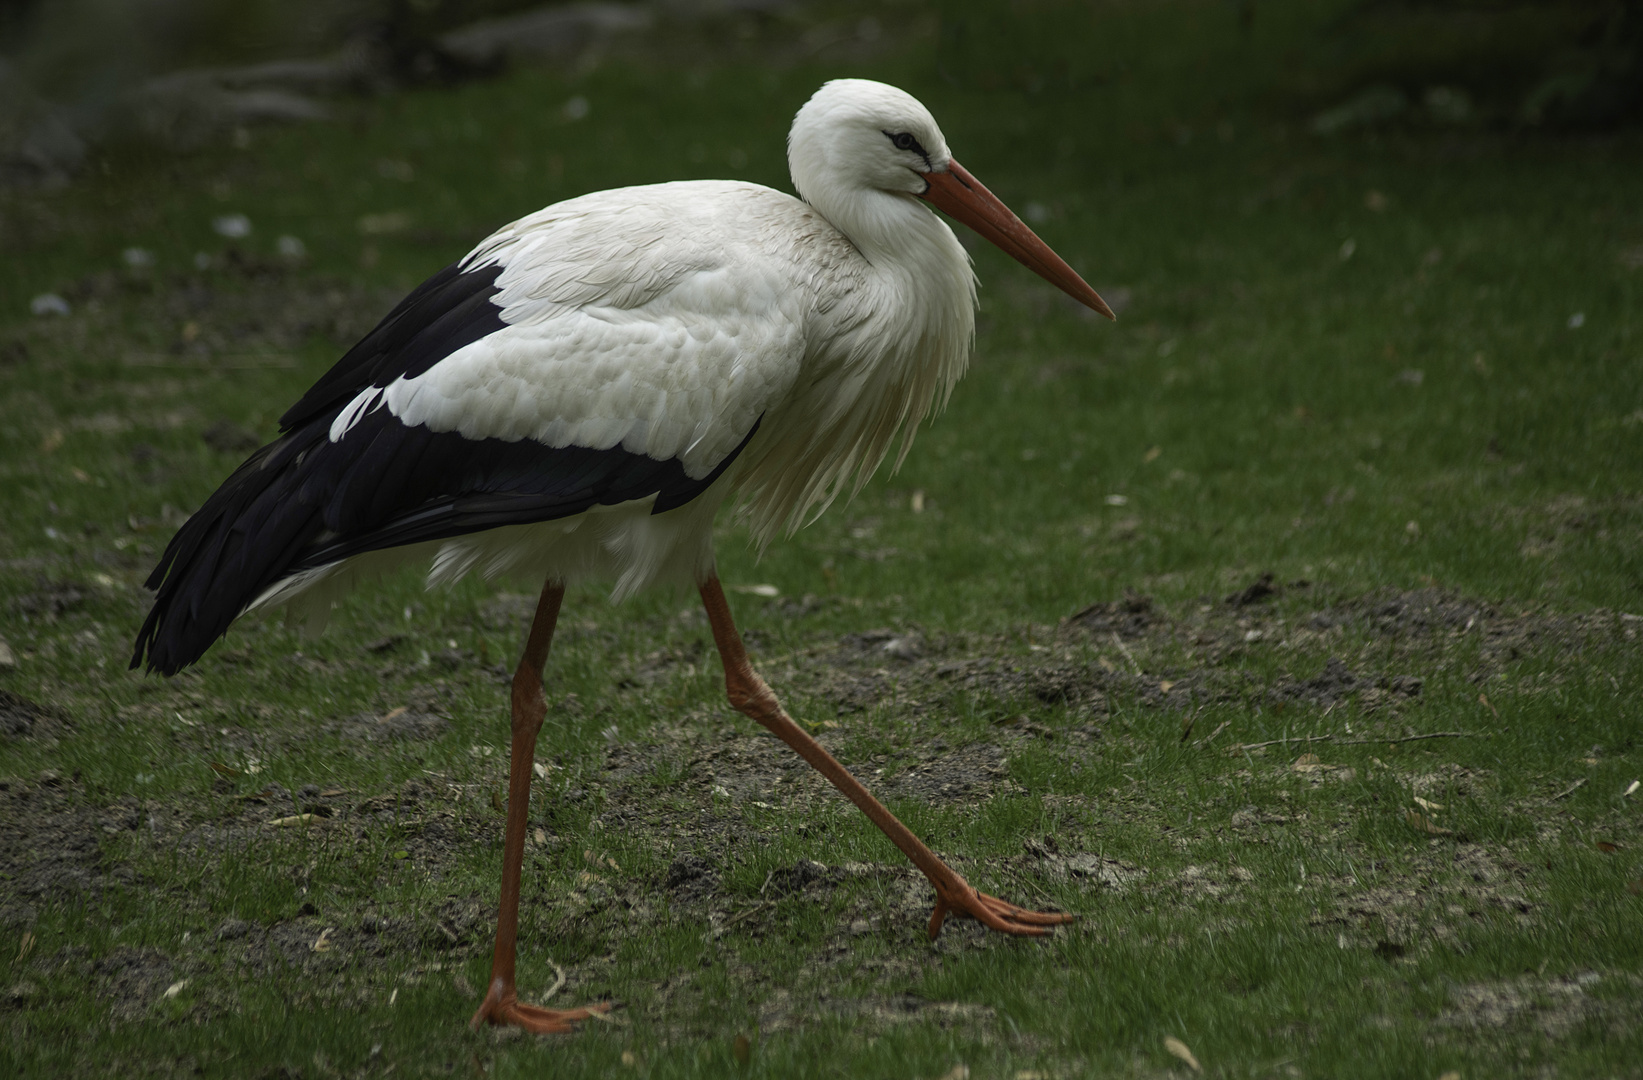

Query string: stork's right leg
698 576 1072 939
471 579 614 1034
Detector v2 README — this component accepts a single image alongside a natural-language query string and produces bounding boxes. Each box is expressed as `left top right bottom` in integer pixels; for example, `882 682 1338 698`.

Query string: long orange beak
919 158 1115 320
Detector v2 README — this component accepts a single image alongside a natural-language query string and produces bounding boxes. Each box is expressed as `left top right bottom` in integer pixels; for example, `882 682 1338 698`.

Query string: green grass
2 1 1641 1077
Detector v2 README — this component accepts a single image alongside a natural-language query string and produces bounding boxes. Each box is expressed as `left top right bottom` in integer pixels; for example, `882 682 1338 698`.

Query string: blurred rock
117 69 329 150
0 1 774 186
440 3 652 68
29 293 70 316
1423 85 1473 125
0 60 85 186
1311 85 1409 135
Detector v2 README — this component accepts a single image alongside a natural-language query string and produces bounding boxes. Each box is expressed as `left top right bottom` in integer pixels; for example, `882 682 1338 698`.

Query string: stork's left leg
471 579 614 1034
698 576 1073 939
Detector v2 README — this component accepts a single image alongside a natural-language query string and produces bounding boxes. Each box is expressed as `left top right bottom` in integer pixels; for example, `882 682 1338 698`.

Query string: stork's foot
927 877 1075 939
469 978 615 1035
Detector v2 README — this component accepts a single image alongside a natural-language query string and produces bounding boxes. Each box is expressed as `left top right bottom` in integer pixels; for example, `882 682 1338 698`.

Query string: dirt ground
3 577 1636 1046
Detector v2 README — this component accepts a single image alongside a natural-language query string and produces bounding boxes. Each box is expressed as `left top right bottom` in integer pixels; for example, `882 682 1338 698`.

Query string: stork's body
133 79 1111 1035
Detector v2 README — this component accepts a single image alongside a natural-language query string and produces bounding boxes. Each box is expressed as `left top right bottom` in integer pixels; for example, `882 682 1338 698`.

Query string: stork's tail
131 424 332 676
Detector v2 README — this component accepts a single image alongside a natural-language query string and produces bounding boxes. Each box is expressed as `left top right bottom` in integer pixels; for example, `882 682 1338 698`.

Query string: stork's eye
886 131 924 155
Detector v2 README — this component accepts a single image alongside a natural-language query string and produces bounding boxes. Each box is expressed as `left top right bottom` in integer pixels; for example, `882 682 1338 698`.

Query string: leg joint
725 669 778 717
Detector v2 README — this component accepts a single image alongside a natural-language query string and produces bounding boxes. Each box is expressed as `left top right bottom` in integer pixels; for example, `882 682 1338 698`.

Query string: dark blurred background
1 0 1639 188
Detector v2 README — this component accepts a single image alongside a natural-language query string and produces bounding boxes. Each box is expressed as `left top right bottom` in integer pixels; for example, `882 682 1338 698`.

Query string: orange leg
698 577 1073 939
471 579 614 1034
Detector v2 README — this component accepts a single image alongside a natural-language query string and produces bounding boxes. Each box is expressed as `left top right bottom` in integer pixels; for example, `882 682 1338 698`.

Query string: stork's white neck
730 175 976 548
809 185 943 266
800 181 975 338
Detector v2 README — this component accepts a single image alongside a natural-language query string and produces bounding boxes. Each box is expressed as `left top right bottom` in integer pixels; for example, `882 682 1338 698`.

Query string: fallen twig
1548 778 1588 802
540 960 567 1002
1226 731 1476 753
1336 732 1476 747
723 901 771 928
1198 720 1233 747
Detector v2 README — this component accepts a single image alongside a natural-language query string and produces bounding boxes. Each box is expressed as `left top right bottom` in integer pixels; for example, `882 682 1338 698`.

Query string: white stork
132 78 1114 1034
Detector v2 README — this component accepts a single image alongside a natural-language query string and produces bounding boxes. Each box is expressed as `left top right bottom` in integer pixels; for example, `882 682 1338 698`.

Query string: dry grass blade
1110 632 1140 674
1163 1036 1202 1073
1198 719 1233 746
1405 810 1453 836
724 901 772 928
268 813 317 827
1413 796 1444 812
1549 778 1588 802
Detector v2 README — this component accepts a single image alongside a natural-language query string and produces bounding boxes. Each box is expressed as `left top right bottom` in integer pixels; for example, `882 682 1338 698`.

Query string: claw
470 978 615 1035
927 883 1074 940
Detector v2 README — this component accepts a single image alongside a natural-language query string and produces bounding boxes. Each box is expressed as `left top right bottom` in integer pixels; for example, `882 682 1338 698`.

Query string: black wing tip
129 609 194 677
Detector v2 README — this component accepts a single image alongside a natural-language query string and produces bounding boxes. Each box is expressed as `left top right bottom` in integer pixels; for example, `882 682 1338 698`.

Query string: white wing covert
369 181 812 478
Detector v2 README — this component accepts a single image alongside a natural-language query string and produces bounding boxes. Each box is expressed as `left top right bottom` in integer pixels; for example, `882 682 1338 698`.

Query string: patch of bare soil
93 947 177 1023
327 707 451 743
1438 971 1642 1039
759 988 995 1036
767 579 1627 734
1314 842 1537 952
1 689 71 744
1022 841 1148 893
0 773 138 927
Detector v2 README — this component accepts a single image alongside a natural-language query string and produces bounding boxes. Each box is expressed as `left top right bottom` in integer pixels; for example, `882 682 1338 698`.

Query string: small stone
212 213 252 239
30 293 70 317
882 637 920 661
666 854 711 888
216 918 251 941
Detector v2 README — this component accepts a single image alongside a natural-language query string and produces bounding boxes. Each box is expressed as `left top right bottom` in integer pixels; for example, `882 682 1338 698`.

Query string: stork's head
789 78 951 202
788 79 1114 320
